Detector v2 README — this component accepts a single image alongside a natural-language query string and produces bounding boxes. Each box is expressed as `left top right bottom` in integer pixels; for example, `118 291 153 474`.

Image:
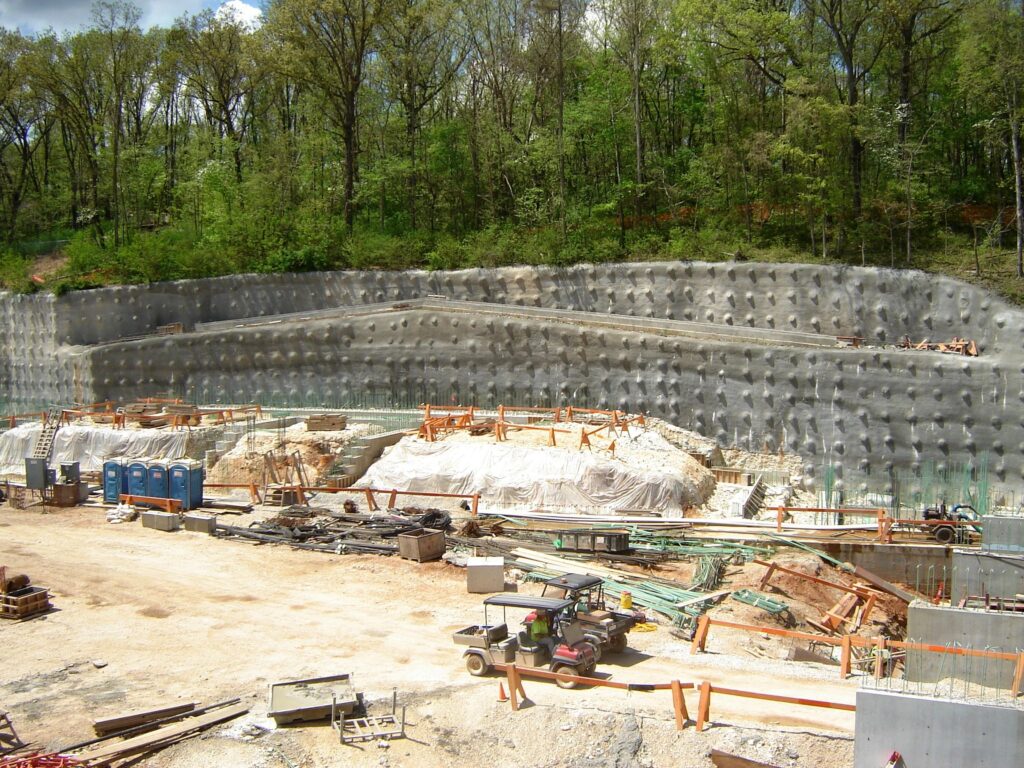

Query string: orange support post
548 427 556 447
471 494 479 517
691 615 711 654
695 681 712 732
776 508 784 533
874 637 888 679
671 679 689 730
364 488 379 511
388 490 398 509
1013 653 1024 697
840 635 852 679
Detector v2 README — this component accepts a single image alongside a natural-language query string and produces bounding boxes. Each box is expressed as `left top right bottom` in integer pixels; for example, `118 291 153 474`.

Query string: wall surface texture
906 602 1024 687
854 690 1024 768
3 261 1022 490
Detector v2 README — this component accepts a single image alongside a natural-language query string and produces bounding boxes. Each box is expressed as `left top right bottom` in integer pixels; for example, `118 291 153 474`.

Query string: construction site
1 261 1023 768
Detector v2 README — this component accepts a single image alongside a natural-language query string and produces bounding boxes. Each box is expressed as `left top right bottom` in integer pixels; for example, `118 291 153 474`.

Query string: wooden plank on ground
92 703 196 736
710 749 781 768
80 703 248 764
852 565 916 604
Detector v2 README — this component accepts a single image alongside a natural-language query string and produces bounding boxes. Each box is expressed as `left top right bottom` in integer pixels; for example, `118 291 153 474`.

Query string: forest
0 0 1023 298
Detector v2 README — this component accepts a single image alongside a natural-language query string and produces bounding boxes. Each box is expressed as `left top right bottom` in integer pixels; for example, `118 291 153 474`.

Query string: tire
608 633 628 654
465 654 490 677
553 664 578 690
584 636 603 662
934 525 955 544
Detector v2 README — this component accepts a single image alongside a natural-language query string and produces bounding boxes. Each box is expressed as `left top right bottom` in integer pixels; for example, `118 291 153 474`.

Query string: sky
0 0 263 35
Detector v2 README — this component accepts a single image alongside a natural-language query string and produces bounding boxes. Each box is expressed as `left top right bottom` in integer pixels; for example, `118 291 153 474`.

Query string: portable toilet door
127 460 149 498
147 461 169 500
169 460 203 511
103 459 125 503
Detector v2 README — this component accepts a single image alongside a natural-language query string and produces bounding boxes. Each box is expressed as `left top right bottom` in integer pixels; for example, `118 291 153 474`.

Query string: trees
1 0 1024 286
270 0 380 231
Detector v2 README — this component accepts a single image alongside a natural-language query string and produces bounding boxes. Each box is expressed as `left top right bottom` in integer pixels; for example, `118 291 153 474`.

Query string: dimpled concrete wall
44 262 1015 351
4 260 1024 492
79 299 1020 491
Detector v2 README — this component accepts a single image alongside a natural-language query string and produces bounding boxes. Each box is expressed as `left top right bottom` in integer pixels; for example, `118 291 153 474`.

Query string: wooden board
92 703 196 736
80 703 248 764
710 749 781 768
852 565 915 604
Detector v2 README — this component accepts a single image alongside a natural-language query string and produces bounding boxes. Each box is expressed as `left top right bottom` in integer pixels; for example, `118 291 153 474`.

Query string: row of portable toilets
103 459 205 510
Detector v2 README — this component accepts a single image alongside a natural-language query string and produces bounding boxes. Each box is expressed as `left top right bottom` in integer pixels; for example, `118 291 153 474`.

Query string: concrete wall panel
855 690 1024 768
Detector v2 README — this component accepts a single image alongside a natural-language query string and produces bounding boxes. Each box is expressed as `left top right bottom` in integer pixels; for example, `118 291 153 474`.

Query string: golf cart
540 574 642 656
453 594 599 689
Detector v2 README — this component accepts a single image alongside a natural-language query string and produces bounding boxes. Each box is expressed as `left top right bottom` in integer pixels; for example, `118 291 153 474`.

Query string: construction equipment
0 566 51 621
921 503 982 544
540 573 642 656
454 595 598 689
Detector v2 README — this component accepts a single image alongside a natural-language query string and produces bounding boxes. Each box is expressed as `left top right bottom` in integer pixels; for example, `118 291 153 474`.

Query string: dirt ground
1 506 859 767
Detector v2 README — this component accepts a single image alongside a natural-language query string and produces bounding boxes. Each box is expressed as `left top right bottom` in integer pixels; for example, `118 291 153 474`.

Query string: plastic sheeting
357 439 702 514
0 424 189 475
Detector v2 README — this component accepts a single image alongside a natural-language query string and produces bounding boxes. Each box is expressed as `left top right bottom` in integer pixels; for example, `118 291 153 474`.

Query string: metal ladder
30 407 64 460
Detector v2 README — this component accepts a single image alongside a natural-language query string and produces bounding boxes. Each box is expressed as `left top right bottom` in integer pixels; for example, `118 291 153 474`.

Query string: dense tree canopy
0 0 1023 293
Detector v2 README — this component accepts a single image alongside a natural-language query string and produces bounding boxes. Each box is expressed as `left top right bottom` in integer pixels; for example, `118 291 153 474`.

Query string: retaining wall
905 602 1024 687
4 261 1023 490
854 689 1024 768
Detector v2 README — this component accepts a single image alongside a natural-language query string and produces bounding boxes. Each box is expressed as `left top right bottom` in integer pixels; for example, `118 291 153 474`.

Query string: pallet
0 586 51 620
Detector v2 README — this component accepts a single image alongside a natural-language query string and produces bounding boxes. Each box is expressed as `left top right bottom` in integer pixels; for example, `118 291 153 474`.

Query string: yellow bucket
620 590 633 610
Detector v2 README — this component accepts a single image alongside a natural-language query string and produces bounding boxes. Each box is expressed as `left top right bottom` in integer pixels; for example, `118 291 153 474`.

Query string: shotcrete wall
952 550 1024 600
3 261 1023 490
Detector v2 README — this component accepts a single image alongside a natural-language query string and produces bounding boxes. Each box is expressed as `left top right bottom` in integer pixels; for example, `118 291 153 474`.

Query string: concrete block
855 689 1024 768
141 511 180 532
952 549 1024 601
183 513 216 534
467 557 505 593
984 516 1024 554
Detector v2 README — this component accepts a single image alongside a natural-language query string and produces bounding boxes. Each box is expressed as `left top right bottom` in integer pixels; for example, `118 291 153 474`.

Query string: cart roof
543 573 603 590
483 595 575 612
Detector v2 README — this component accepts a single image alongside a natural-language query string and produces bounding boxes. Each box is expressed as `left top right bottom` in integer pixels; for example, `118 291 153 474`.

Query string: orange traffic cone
497 682 509 703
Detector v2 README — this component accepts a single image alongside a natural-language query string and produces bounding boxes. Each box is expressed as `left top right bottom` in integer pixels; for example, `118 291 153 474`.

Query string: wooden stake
671 679 688 730
691 615 711 654
696 681 712 732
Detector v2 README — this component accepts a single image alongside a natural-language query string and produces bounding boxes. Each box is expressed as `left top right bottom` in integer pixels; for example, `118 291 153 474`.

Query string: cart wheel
466 654 490 677
608 634 628 654
553 664 578 689
584 637 603 662
934 526 955 544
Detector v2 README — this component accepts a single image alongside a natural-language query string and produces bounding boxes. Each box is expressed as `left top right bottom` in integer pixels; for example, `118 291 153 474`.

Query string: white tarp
357 439 700 514
0 424 189 474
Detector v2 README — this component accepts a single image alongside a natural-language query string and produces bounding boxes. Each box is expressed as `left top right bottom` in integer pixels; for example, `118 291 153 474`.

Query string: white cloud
214 0 262 30
0 1 225 35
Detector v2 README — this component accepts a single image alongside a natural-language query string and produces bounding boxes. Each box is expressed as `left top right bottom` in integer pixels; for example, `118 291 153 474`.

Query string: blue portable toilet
127 460 149 497
103 459 127 503
147 461 168 500
168 460 204 511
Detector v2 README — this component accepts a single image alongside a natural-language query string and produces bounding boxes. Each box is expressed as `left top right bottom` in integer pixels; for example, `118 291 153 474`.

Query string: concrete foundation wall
984 516 1024 554
4 261 1024 489
818 543 951 584
854 689 1024 768
951 550 1024 601
905 602 1024 687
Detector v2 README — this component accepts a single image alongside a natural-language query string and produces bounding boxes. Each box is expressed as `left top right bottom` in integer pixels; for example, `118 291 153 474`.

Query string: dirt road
1 506 857 767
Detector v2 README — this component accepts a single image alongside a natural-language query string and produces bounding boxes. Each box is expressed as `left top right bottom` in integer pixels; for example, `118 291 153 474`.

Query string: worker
529 611 551 644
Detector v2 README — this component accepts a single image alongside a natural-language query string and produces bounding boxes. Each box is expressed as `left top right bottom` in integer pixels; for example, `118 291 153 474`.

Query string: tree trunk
1011 103 1024 278
343 93 358 232
847 68 863 223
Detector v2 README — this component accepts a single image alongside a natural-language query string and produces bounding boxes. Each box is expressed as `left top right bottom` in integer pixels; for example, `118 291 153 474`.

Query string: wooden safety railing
689 615 1024 694
492 663 854 733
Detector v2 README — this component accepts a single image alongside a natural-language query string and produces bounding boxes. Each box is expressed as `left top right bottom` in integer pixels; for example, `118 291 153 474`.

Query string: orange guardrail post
691 615 711 654
1012 653 1024 697
696 681 712 732
840 635 852 679
671 679 688 730
364 488 378 511
471 494 479 517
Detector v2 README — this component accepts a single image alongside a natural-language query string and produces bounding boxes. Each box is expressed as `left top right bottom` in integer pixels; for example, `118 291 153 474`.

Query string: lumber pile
898 336 979 356
68 700 247 766
306 414 348 431
214 506 451 556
